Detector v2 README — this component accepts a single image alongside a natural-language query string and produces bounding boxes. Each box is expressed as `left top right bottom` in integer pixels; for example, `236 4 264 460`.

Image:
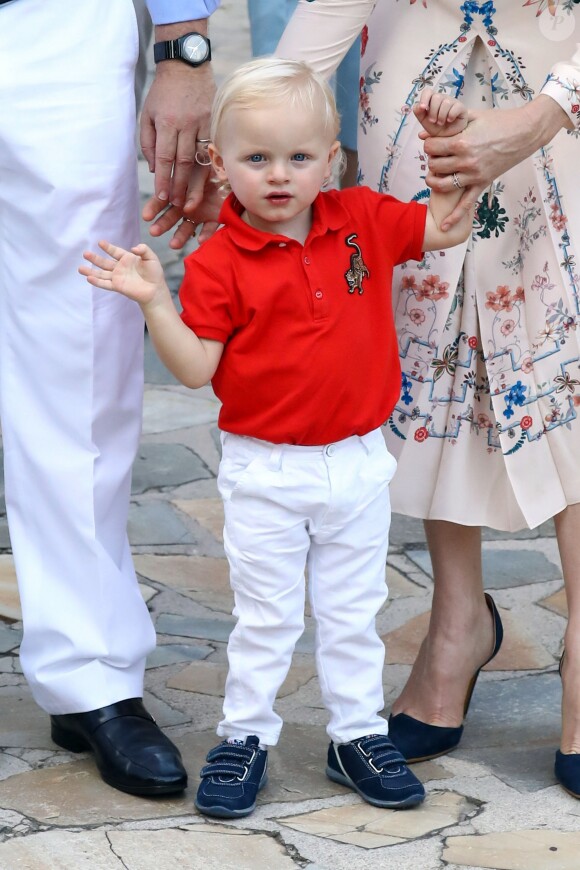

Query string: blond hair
210 57 343 177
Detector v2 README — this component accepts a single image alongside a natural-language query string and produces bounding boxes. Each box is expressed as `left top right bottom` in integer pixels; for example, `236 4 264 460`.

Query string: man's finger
153 125 179 203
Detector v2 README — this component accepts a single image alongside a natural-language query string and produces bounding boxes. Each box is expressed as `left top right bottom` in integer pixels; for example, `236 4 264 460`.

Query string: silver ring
452 172 463 189
182 218 196 224
195 150 212 166
196 138 211 144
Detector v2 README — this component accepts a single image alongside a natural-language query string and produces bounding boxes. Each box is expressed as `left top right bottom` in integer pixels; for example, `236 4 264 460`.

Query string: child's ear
324 140 341 180
209 144 228 181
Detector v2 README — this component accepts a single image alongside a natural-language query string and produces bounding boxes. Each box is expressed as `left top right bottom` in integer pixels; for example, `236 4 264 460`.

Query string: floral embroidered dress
279 0 580 530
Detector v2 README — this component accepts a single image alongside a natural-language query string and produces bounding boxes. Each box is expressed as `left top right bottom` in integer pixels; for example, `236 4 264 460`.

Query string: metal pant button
325 444 336 456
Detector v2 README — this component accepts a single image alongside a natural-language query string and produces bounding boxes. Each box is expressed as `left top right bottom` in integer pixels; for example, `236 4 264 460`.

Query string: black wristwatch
153 32 211 67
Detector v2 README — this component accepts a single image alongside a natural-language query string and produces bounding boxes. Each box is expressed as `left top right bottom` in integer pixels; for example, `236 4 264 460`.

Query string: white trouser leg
216 430 395 746
0 0 156 712
307 430 394 743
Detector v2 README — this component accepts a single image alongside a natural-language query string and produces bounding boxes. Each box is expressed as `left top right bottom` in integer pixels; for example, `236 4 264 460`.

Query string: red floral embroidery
521 416 533 430
361 25 369 57
572 104 580 114
414 426 429 442
414 274 450 302
485 285 515 313
468 336 478 349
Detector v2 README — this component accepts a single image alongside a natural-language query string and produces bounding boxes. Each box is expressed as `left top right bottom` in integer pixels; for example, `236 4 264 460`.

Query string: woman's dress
278 0 580 530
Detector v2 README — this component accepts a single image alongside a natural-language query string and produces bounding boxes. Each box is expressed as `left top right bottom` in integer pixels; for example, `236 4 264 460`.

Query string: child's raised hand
414 88 467 138
79 241 166 307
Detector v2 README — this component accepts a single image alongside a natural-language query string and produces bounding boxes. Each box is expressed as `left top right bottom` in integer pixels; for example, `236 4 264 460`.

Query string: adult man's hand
140 19 218 247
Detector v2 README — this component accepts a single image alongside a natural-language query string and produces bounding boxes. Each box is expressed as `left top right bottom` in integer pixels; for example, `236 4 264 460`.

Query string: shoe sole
195 774 268 818
405 744 459 765
51 723 187 796
326 766 425 809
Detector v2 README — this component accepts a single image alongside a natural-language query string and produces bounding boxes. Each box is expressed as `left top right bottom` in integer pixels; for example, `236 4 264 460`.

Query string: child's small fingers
98 239 128 261
83 251 114 271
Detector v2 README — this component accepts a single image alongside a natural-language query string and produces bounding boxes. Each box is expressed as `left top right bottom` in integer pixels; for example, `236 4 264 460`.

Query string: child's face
209 99 340 240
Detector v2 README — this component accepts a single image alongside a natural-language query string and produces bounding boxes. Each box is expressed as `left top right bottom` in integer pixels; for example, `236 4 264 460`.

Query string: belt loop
269 445 283 469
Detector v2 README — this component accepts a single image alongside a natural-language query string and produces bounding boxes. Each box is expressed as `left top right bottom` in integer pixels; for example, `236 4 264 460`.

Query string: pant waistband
220 428 384 458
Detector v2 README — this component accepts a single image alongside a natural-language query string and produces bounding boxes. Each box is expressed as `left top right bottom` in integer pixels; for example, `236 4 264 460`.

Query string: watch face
182 34 209 64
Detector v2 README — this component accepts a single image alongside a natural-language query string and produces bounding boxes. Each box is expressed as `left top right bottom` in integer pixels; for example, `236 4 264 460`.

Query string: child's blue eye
248 154 264 163
292 153 308 162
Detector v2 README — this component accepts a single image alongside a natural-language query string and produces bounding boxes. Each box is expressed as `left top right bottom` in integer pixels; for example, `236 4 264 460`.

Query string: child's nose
268 160 289 182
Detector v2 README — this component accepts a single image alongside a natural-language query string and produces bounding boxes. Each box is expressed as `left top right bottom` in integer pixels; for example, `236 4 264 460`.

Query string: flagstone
279 790 474 849
539 587 567 618
406 548 561 589
132 443 212 494
0 623 21 654
0 760 192 826
172 497 224 543
443 829 580 869
146 642 213 669
167 659 317 698
134 554 232 611
128 502 199 546
383 606 553 670
386 565 424 599
0 830 122 869
142 388 219 435
110 826 298 869
0 555 20 621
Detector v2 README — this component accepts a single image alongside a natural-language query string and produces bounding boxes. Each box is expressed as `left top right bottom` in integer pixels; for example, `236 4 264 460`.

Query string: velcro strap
200 762 245 779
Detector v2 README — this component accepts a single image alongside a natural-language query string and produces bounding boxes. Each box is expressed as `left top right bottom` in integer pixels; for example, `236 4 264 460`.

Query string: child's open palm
79 241 166 307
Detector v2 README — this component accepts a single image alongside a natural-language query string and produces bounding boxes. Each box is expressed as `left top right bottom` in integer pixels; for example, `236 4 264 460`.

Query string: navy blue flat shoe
555 750 580 799
389 592 503 763
555 650 580 799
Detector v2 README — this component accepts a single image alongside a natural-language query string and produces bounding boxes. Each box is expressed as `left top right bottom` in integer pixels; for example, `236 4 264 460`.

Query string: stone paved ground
1 3 580 868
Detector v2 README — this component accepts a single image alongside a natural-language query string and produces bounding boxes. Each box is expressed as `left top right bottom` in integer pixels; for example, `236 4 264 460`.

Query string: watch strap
153 35 211 65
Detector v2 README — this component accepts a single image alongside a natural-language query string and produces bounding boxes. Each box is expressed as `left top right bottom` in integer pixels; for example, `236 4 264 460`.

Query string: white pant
217 428 396 746
0 0 156 712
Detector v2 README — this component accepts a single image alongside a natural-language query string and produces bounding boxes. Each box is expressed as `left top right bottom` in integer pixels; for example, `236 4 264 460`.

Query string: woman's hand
420 95 571 228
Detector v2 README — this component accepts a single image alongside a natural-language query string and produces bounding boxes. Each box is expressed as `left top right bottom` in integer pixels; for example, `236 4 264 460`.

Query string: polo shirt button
315 290 323 299
325 444 336 457
279 243 286 248
304 256 311 265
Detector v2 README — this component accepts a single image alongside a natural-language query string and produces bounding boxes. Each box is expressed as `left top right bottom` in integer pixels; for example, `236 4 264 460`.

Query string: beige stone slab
443 830 580 870
0 555 21 621
280 790 471 849
386 565 423 600
172 498 224 543
134 554 232 612
0 760 191 826
540 587 567 618
168 659 317 698
109 826 297 869
0 830 123 869
383 607 553 670
0 826 297 870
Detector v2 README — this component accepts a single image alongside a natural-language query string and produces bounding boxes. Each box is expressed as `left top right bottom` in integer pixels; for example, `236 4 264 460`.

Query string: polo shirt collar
219 191 350 251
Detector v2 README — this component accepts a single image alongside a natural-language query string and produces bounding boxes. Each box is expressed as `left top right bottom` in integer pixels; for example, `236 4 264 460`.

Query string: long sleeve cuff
541 45 580 131
146 0 220 25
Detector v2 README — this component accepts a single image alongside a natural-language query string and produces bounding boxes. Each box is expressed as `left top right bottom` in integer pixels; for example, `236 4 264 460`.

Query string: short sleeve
179 253 234 345
541 44 580 132
146 0 220 25
364 190 427 265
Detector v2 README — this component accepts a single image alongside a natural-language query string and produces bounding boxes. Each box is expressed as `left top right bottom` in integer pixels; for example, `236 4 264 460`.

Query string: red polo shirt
180 186 426 445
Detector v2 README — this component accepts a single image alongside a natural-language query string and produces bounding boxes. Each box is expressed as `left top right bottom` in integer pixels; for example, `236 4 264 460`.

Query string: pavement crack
106 832 131 868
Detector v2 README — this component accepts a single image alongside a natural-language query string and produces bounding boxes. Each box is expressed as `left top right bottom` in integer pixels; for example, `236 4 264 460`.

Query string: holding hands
414 88 468 138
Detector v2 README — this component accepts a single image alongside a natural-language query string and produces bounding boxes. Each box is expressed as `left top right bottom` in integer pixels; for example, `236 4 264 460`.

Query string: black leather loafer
50 698 187 795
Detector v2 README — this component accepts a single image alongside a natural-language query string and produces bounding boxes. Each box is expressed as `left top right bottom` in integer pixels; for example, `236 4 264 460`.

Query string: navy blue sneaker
326 734 425 809
195 736 268 818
